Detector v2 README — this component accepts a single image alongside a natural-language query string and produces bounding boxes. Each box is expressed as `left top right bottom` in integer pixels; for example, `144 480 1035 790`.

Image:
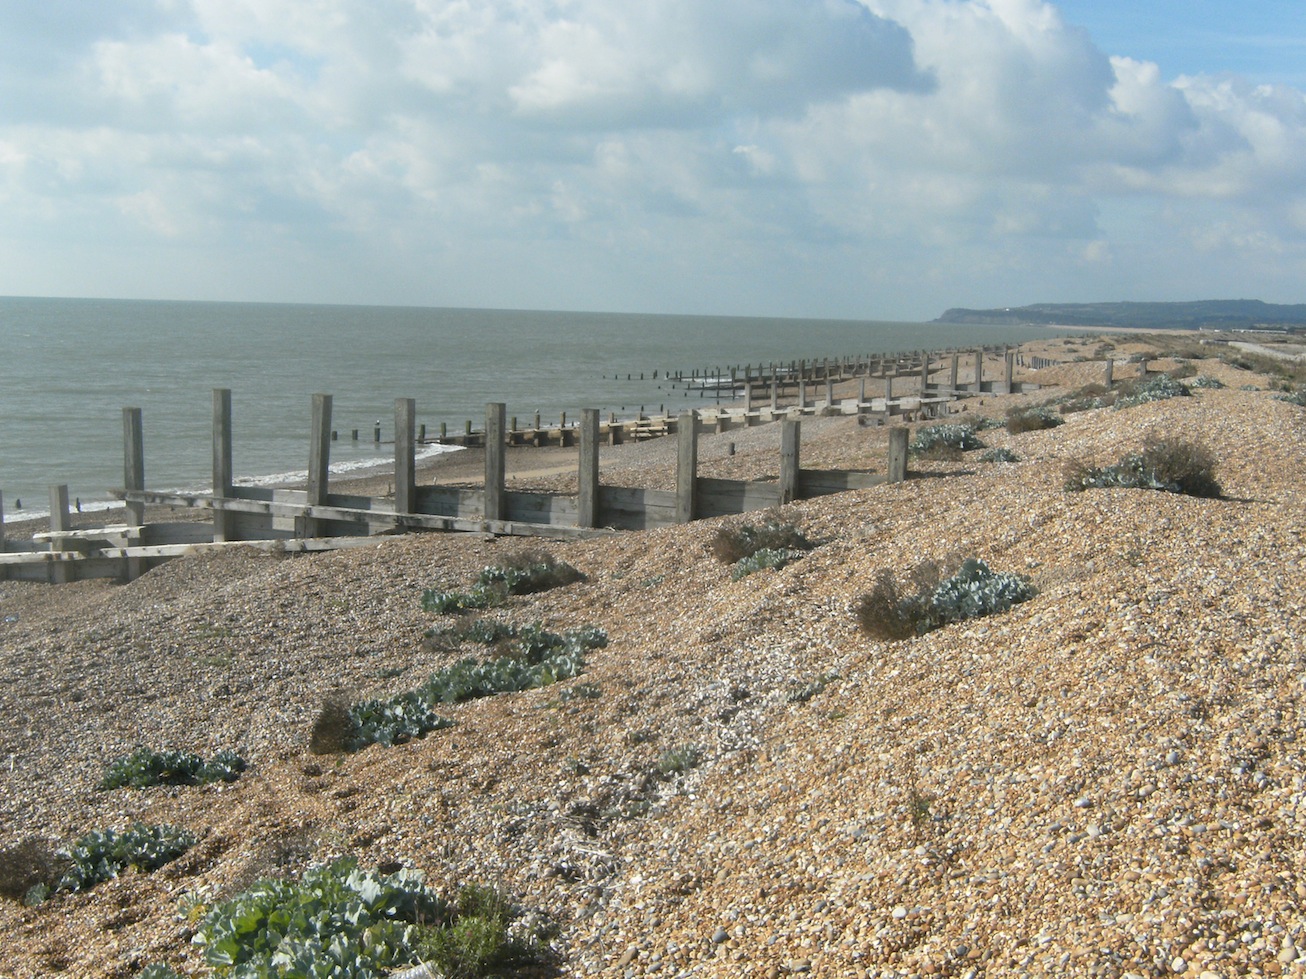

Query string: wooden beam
676 411 697 523
306 393 333 537
779 419 800 504
887 427 909 483
213 388 234 542
579 407 600 528
484 402 506 523
123 408 145 526
395 397 416 516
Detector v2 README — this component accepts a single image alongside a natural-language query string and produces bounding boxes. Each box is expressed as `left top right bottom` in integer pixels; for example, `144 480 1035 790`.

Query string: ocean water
0 297 1063 519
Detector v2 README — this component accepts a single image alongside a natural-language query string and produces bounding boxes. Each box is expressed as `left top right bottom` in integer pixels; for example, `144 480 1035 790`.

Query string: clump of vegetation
192 858 543 979
1064 434 1222 498
1113 373 1190 409
856 557 1036 640
314 625 607 753
971 416 1006 431
49 824 196 896
98 748 246 791
711 518 811 564
135 966 184 979
979 447 1019 463
657 744 702 777
422 551 584 614
0 839 66 906
711 518 814 579
1057 382 1114 414
1189 375 1225 390
909 423 984 458
1005 405 1064 434
1276 388 1306 407
786 672 839 703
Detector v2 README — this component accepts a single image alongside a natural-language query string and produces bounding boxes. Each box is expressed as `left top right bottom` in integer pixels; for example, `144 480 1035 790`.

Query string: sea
0 297 1066 520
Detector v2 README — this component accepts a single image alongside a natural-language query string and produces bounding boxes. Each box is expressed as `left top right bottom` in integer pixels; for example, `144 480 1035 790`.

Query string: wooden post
974 351 984 392
49 484 71 584
744 378 753 413
579 408 599 529
798 377 806 411
395 398 416 516
1105 359 1114 388
1004 351 1015 394
1138 357 1149 377
950 354 959 392
887 427 909 483
675 411 697 523
484 402 506 523
306 394 332 537
825 377 835 411
921 355 930 394
770 369 779 412
780 420 800 504
0 490 5 563
123 407 145 527
213 389 233 542
858 376 867 407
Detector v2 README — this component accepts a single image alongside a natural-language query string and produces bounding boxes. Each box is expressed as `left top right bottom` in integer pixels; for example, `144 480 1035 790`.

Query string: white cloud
0 0 1305 316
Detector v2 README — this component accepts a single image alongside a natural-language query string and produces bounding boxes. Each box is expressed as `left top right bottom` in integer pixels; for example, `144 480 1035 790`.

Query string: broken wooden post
1104 359 1114 388
974 351 984 392
213 389 234 543
579 408 600 529
887 427 909 483
306 394 333 538
825 377 835 411
395 398 416 517
676 411 698 523
950 354 960 392
770 366 779 412
920 355 930 394
780 419 800 504
484 402 506 523
123 407 145 527
1004 351 1015 394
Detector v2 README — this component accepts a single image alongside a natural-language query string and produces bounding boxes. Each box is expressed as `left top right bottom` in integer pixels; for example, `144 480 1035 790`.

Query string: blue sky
1 0 1304 320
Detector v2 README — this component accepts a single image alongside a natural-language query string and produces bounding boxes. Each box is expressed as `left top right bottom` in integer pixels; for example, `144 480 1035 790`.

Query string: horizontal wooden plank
599 486 677 530
696 477 781 519
797 469 886 497
505 491 577 525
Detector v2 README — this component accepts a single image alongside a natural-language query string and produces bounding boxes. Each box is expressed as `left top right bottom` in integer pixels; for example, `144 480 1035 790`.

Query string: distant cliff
935 300 1306 331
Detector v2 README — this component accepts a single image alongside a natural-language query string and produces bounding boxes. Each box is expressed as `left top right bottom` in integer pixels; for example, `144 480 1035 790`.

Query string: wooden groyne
0 346 1046 584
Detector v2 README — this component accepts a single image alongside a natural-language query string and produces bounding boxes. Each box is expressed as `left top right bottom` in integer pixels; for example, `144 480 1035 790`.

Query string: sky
1 0 1304 321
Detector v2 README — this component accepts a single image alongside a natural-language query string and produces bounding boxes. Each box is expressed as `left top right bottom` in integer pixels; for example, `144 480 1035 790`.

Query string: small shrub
909 423 983 457
56 824 196 894
856 557 1034 638
1276 388 1306 406
1005 406 1064 434
422 584 504 615
786 673 838 703
309 695 358 755
414 883 539 979
1113 373 1190 409
971 416 1006 431
1190 375 1225 390
0 839 65 904
711 519 812 564
979 447 1019 463
657 744 702 777
476 550 584 595
1166 361 1197 380
99 748 246 791
731 547 806 579
1065 434 1221 498
135 967 183 979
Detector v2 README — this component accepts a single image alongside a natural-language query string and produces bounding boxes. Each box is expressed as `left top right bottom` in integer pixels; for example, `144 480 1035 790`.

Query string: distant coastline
935 299 1306 332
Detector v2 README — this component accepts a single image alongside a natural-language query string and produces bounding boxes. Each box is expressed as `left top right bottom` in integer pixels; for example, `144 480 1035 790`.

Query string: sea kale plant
909 423 984 458
422 551 584 614
856 557 1036 640
192 857 542 979
313 624 607 753
711 518 814 579
53 824 196 896
98 748 246 791
1064 434 1222 499
1004 405 1064 434
1113 373 1190 409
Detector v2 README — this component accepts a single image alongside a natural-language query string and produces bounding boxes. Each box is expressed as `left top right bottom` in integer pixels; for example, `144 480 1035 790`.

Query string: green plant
909 423 983 457
1190 375 1225 389
786 673 839 703
135 966 184 979
856 558 1035 639
414 883 538 979
730 547 806 579
475 550 584 595
657 744 702 777
99 748 246 791
421 584 504 615
1005 406 1064 434
979 447 1019 463
56 824 196 894
1276 388 1306 406
710 519 812 564
1113 373 1190 409
1065 434 1221 498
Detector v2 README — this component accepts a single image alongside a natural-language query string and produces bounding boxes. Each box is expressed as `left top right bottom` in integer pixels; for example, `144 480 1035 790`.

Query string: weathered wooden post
779 420 800 504
858 375 867 408
770 366 779 413
48 485 72 584
395 398 416 517
675 411 697 524
306 394 332 538
973 351 984 393
950 354 960 392
798 376 807 411
825 377 835 412
1004 351 1015 394
887 427 909 483
579 408 600 529
213 389 234 543
0 491 6 567
920 355 930 395
484 402 506 524
123 407 145 528
1104 359 1114 388
884 374 894 416
1138 357 1149 377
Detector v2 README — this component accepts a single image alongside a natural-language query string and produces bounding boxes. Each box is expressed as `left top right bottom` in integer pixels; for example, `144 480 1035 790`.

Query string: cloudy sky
1 0 1303 320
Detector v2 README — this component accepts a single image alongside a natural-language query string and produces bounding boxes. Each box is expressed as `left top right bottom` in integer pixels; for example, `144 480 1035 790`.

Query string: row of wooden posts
0 343 1055 583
